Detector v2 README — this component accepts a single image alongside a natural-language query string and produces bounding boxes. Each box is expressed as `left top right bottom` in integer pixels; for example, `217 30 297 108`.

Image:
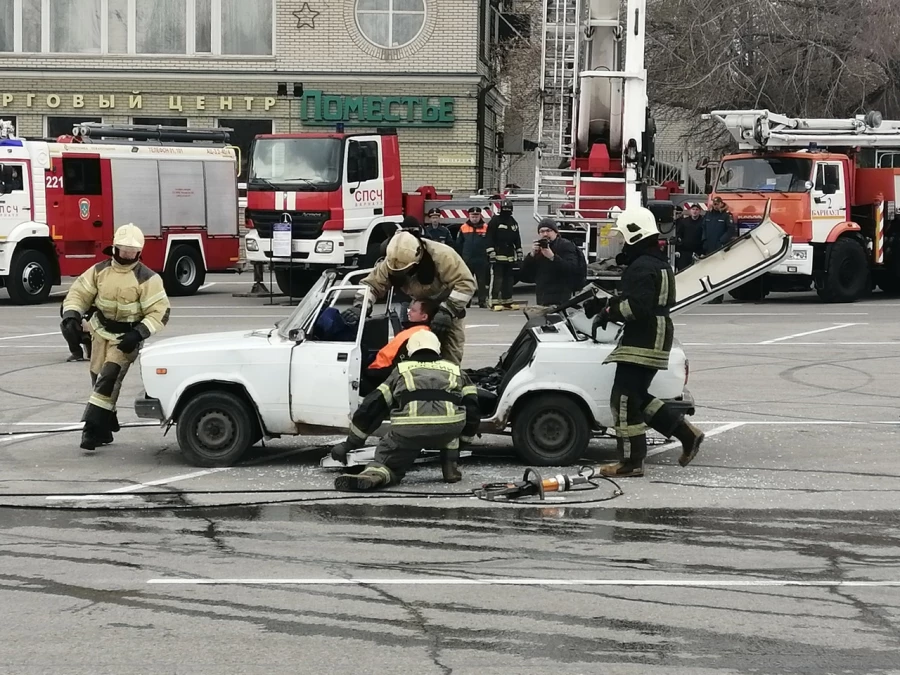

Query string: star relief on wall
293 2 320 29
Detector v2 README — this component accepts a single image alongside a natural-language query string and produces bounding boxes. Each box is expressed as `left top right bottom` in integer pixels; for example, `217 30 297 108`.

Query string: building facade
0 0 507 191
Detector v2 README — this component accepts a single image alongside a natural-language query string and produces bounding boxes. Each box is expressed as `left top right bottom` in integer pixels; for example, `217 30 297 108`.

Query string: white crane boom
704 109 900 150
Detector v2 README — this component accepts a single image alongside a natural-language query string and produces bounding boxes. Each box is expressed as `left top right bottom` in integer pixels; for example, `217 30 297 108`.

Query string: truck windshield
716 157 813 193
249 138 342 190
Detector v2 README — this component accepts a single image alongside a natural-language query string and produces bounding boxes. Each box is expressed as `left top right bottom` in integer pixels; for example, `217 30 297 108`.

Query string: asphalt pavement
2 274 900 673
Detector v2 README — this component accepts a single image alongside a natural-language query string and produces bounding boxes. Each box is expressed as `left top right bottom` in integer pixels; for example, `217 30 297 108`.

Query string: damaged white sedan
135 219 791 468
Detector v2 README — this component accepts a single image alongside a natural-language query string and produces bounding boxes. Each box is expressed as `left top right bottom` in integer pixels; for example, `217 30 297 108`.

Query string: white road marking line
684 341 900 347
0 422 158 445
758 322 862 344
104 468 231 494
646 422 745 459
0 331 60 341
198 282 216 291
468 343 512 347
687 312 869 316
36 314 286 319
146 578 900 587
466 324 500 329
45 495 137 502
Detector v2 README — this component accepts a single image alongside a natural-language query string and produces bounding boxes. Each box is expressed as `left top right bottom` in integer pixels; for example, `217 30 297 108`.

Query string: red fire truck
0 121 241 305
242 129 506 296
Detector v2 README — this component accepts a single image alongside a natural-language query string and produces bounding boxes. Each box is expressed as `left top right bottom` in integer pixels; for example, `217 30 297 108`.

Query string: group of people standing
674 196 736 271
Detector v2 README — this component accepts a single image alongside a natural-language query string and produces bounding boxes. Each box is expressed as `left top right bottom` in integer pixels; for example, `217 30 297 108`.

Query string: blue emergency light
0 139 23 146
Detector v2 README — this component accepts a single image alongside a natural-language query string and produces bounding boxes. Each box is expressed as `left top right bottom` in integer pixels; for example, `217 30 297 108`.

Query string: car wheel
164 245 206 296
6 249 53 305
817 237 868 303
511 394 591 466
176 390 256 467
728 276 769 302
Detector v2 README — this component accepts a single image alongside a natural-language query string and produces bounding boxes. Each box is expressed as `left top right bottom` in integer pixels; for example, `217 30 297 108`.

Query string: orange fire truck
705 109 900 302
0 121 241 305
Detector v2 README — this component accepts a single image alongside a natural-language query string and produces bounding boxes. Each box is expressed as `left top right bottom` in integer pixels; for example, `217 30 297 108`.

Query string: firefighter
485 199 523 310
344 230 476 365
60 224 171 452
583 207 704 477
330 330 480 491
455 206 490 308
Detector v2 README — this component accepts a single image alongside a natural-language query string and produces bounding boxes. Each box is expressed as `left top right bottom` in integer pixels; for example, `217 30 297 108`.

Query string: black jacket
675 215 704 254
604 242 676 371
455 221 490 268
485 213 522 262
521 235 580 306
423 225 453 247
701 210 736 255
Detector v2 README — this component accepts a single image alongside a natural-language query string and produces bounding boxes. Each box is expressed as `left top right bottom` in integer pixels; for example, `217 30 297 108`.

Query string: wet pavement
3 278 900 673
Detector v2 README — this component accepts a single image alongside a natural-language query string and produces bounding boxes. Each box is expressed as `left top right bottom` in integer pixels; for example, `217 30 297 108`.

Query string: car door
342 136 384 237
288 283 372 428
54 154 111 264
671 201 792 314
0 161 32 231
811 161 848 242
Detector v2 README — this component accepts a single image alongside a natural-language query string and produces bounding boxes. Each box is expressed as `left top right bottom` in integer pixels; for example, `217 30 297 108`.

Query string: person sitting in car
365 299 437 387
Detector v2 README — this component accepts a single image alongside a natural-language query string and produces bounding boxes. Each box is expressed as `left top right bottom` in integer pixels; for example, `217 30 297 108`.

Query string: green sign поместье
299 90 455 127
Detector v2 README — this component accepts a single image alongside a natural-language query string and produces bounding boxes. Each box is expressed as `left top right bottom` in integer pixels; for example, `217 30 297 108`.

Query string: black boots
600 436 646 478
440 449 462 483
80 410 118 452
674 420 704 467
334 466 392 492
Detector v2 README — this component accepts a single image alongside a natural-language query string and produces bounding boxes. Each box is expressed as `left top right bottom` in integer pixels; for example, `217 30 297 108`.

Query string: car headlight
316 241 334 254
791 249 808 260
245 238 259 252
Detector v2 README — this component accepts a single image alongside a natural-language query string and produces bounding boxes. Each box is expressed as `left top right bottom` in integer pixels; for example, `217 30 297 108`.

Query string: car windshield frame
247 137 343 191
276 271 336 340
715 157 813 193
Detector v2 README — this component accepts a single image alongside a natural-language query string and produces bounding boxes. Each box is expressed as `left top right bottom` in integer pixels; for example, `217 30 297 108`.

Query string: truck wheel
511 394 590 466
6 249 53 305
164 245 206 297
816 238 868 303
274 268 319 297
728 277 769 302
176 390 257 467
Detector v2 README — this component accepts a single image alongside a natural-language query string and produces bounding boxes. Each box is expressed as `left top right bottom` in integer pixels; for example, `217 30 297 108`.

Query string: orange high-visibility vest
370 325 431 370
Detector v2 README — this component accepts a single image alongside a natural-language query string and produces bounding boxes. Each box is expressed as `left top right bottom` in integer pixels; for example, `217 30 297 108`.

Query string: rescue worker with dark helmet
583 206 704 477
330 330 481 491
60 224 171 452
484 199 523 310
345 230 476 365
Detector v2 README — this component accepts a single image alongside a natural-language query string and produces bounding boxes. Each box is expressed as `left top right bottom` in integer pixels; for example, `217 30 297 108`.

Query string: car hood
141 329 276 359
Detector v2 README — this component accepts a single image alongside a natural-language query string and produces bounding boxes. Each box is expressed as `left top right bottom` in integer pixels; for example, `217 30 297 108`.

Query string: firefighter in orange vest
366 299 437 386
455 206 490 308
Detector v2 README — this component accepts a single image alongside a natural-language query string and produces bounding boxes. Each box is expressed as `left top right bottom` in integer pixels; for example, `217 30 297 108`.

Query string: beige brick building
0 0 508 191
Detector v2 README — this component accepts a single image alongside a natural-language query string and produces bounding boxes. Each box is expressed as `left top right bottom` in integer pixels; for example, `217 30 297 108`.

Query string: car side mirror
804 180 814 192
288 327 306 341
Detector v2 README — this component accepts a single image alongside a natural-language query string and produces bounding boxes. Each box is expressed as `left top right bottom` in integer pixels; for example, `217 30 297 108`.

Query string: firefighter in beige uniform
60 224 171 451
345 231 476 365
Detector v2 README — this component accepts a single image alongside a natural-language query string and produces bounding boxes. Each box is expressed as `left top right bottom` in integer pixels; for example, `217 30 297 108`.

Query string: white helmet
406 329 441 355
385 231 424 272
113 224 145 251
612 207 659 245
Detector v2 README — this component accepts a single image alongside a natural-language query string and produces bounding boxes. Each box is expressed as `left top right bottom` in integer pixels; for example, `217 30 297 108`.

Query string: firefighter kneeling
584 207 704 477
60 224 171 452
330 331 480 492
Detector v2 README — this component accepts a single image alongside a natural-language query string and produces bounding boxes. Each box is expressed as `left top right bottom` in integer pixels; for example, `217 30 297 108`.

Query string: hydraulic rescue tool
474 466 624 503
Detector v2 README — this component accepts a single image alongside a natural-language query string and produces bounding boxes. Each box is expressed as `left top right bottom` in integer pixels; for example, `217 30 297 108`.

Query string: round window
355 0 426 50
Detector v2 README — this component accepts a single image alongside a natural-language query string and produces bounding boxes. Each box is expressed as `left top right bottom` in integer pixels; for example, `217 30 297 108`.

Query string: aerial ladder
533 0 663 279
704 109 900 302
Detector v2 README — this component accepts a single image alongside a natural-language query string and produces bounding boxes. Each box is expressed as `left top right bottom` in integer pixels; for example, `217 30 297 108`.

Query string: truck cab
243 130 404 296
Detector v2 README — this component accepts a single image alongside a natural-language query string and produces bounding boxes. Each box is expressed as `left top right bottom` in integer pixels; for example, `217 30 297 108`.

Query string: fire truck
0 121 241 305
705 109 900 302
532 0 677 282
242 129 503 297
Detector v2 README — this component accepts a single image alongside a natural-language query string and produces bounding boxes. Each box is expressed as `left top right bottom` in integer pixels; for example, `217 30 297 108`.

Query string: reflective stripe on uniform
349 422 369 442
448 290 473 303
619 299 635 321
606 345 670 369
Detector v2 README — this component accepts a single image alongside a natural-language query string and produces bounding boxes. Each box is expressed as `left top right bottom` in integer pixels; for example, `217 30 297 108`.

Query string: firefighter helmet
612 207 659 245
385 231 424 272
113 224 145 251
407 329 441 356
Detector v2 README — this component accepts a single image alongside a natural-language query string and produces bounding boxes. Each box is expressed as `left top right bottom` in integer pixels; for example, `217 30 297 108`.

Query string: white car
135 218 791 468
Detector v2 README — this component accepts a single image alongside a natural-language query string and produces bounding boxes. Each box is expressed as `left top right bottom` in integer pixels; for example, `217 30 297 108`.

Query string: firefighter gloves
430 308 454 338
116 330 143 355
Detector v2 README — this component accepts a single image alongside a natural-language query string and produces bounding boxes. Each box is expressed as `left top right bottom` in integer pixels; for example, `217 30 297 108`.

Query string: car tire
176 390 257 467
728 277 769 302
164 245 206 297
511 394 591 466
274 268 319 298
6 249 53 305
816 238 868 303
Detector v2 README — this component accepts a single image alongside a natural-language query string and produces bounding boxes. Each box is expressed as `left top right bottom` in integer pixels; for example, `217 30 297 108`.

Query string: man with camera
520 218 580 307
